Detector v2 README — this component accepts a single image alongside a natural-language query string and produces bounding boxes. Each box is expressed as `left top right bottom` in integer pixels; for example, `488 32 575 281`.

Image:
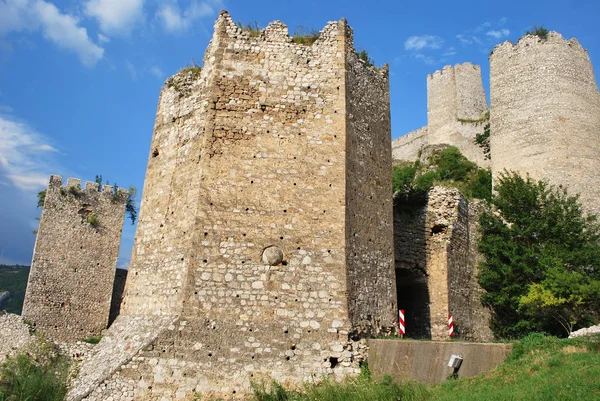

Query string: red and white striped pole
399 309 405 338
448 315 454 338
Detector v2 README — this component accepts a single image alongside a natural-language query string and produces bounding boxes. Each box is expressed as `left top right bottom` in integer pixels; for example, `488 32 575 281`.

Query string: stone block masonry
394 187 492 341
392 63 490 167
22 175 127 342
69 10 396 400
490 32 600 216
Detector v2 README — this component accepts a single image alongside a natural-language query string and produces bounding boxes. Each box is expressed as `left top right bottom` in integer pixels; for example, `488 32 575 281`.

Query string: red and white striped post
448 315 454 338
399 309 405 338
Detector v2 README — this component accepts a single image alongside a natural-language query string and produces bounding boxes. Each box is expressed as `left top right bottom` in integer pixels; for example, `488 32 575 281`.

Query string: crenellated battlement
491 31 587 59
47 174 128 201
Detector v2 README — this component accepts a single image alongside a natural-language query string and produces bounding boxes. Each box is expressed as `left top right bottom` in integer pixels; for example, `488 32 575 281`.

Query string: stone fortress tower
490 32 600 216
392 63 490 167
69 11 397 400
22 175 127 341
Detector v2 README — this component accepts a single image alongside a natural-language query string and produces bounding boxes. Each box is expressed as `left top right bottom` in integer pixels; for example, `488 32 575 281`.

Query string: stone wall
490 32 600 216
391 63 489 167
22 176 127 342
0 313 34 363
394 187 492 341
391 126 427 162
70 11 395 400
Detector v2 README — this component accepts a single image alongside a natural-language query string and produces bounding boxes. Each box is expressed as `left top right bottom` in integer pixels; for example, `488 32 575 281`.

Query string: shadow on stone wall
393 197 431 339
108 268 128 327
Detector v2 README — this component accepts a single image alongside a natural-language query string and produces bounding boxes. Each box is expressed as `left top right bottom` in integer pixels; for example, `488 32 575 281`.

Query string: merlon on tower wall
490 32 600 216
22 175 127 342
71 11 396 400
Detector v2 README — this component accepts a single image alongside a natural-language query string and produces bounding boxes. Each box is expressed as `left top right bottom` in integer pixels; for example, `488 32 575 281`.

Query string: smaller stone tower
22 175 127 341
392 63 490 166
490 32 600 216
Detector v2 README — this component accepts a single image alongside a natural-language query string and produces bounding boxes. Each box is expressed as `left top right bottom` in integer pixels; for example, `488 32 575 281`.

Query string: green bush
293 26 320 46
0 351 69 401
238 21 261 37
478 172 600 338
392 146 492 205
525 25 549 40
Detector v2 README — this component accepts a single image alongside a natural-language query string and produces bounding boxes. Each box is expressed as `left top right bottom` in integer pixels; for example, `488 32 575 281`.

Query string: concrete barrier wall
368 339 512 385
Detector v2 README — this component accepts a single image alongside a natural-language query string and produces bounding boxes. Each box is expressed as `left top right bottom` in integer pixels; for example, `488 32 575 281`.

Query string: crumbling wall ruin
22 175 127 342
69 11 396 401
394 187 492 341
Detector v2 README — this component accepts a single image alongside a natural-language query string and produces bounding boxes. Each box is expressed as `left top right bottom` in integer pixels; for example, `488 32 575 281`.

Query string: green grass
0 265 30 315
0 344 69 401
250 334 600 401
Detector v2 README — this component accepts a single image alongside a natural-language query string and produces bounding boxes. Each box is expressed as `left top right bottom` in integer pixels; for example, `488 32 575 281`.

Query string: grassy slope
430 334 600 401
0 265 30 314
251 334 600 401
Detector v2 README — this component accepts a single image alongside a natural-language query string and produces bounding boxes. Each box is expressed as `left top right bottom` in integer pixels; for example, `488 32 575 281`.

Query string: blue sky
0 0 598 266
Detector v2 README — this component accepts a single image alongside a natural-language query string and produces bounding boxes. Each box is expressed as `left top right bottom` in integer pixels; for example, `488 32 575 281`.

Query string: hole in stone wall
431 224 447 235
329 357 339 369
283 210 287 213
152 149 159 158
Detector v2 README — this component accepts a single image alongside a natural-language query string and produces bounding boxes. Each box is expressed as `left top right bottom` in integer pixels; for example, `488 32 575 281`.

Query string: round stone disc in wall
262 246 283 266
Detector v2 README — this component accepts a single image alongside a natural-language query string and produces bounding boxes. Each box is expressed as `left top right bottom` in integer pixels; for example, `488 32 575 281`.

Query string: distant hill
0 265 30 315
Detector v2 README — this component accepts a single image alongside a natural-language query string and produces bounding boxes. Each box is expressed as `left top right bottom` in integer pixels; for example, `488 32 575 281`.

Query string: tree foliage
392 146 492 205
478 172 600 338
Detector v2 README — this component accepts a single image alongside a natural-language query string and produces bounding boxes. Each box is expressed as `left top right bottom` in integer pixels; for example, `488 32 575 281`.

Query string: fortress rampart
70 11 396 400
490 32 600 216
22 175 127 342
392 63 490 167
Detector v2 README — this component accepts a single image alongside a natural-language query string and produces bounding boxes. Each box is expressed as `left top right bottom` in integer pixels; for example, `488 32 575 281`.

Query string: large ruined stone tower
490 32 600 215
22 175 127 341
70 11 396 400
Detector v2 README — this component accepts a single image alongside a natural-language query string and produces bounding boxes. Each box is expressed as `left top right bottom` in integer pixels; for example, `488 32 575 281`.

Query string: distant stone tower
22 175 127 342
392 63 490 166
490 32 600 215
69 11 396 400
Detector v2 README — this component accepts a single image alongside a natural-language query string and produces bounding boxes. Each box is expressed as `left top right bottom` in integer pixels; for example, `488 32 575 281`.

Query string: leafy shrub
293 26 320 46
525 25 549 40
357 50 375 67
36 190 46 208
478 172 600 338
237 21 261 37
0 351 69 401
86 213 99 228
392 146 492 205
81 336 101 344
474 123 491 160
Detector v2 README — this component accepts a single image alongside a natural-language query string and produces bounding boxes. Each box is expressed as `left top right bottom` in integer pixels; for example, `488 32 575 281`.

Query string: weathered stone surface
71 10 396 400
569 324 600 338
0 313 34 363
490 32 600 216
394 187 492 341
262 246 283 266
392 63 490 167
22 176 127 342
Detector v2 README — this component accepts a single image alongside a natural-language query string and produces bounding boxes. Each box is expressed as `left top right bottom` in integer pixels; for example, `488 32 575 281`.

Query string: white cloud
97 33 110 43
85 0 145 36
150 66 163 78
443 46 457 57
414 53 435 65
486 29 510 39
499 17 507 25
404 35 444 51
157 0 221 33
34 1 104 66
125 61 137 80
456 34 482 46
0 112 60 191
0 0 104 67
